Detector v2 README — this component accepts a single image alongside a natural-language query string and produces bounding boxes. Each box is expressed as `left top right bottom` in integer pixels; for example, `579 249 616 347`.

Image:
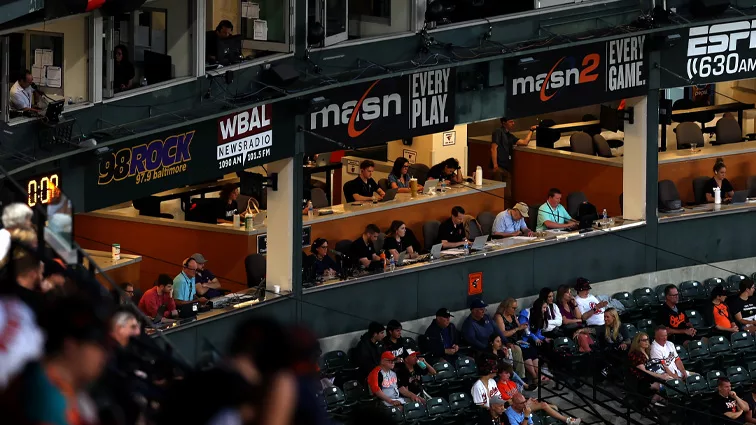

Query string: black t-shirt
427 163 454 181
710 394 744 424
657 303 690 330
206 30 219 60
218 200 239 221
349 236 376 263
343 177 379 202
705 177 734 197
475 409 504 425
491 128 520 171
729 296 756 323
383 337 406 359
437 218 465 245
395 363 428 395
746 393 756 414
383 233 420 254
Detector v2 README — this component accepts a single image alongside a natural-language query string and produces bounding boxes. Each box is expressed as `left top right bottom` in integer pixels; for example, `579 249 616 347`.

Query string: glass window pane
348 0 409 40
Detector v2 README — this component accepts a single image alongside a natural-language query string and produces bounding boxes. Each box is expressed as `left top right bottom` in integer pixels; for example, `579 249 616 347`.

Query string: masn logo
98 131 194 185
512 54 600 101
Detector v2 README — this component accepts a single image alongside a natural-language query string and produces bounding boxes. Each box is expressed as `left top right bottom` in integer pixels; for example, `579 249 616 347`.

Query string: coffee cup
410 178 418 197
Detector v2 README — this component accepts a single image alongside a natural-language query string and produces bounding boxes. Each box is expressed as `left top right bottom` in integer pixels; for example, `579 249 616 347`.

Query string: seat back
527 205 539 230
679 280 705 300
448 392 472 410
686 374 708 394
342 380 368 402
658 180 682 208
377 178 389 192
727 365 751 386
456 356 478 377
570 131 595 155
612 292 635 310
728 275 747 292
748 176 756 198
686 310 705 327
335 239 353 265
408 163 430 186
655 284 674 300
476 211 495 236
311 188 329 208
715 116 743 145
374 233 385 253
692 176 711 205
553 337 577 354
433 361 456 381
244 254 266 288
566 192 588 219
687 339 709 358
422 220 441 251
708 335 731 354
675 122 704 150
323 350 349 371
403 336 419 351
706 370 725 388
385 406 404 423
704 277 725 293
664 378 688 399
593 134 613 158
622 323 639 340
426 397 450 416
324 386 346 405
636 319 654 335
633 287 659 306
467 219 482 240
403 402 428 420
732 332 755 351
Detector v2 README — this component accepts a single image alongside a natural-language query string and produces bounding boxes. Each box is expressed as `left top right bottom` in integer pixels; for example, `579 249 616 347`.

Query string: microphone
329 249 343 256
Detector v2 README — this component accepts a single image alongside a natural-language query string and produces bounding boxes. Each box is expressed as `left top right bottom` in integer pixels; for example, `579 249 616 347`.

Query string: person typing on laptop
436 206 467 249
343 160 385 202
536 188 578 232
492 202 534 238
384 220 420 262
138 274 179 321
350 224 383 269
173 258 207 306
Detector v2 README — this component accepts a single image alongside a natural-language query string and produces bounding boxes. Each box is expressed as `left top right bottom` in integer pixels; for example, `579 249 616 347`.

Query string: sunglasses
640 338 649 342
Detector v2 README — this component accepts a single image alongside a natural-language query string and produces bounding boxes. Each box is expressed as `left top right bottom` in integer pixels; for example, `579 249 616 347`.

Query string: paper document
45 66 62 88
42 49 53 66
511 236 537 241
442 248 466 255
31 66 45 85
34 49 44 67
253 20 268 41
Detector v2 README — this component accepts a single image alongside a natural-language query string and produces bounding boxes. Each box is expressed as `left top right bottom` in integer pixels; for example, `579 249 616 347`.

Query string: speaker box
691 0 730 18
265 63 299 87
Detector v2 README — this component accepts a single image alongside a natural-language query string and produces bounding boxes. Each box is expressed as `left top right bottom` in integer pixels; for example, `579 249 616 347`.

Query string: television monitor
144 50 172 85
217 34 243 65
600 104 623 133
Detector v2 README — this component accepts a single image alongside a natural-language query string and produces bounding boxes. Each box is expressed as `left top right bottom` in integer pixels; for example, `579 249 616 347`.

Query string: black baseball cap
435 308 454 318
575 277 591 291
711 285 728 299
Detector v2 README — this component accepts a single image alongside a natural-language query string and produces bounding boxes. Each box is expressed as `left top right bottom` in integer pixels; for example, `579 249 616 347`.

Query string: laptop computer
397 251 407 266
152 304 167 324
253 212 267 226
430 243 442 259
379 188 398 202
732 190 748 204
178 302 199 319
422 180 438 195
470 235 489 251
315 152 332 167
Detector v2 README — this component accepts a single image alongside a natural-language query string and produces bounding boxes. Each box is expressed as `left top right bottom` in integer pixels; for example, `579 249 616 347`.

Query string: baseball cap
489 396 508 406
575 277 591 291
381 351 396 361
191 253 207 264
513 202 529 218
403 349 421 358
435 308 454 318
387 319 402 331
710 284 728 299
470 299 487 309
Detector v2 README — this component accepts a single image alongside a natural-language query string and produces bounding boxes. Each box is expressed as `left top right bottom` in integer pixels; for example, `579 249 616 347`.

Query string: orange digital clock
26 173 60 207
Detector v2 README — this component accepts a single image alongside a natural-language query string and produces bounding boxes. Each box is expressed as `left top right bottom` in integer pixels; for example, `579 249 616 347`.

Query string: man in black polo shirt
192 253 223 299
427 158 463 184
343 160 385 202
349 224 382 269
437 206 467 249
657 284 696 345
491 117 535 204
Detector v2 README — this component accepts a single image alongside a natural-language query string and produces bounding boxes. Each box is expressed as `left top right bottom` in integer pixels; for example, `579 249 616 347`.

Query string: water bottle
463 238 469 254
441 180 447 192
602 208 608 220
417 360 427 369
389 257 396 272
307 201 314 218
67 97 73 105
140 77 148 87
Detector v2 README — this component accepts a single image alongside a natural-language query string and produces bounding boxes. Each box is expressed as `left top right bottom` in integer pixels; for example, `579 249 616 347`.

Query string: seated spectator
344 160 385 202
114 282 135 305
574 278 608 329
421 308 460 361
395 350 436 402
368 352 404 407
173 257 207 305
383 221 420 262
536 188 578 232
492 203 534 238
494 298 540 384
505 393 533 425
305 238 340 278
463 299 508 352
476 395 508 425
627 332 669 400
138 274 179 320
520 300 550 348
349 224 382 269
427 157 463 184
650 326 695 379
384 320 406 360
388 157 422 193
109 309 140 348
488 336 532 392
556 285 584 330
0 202 33 263
598 308 631 350
437 206 467 249
729 278 756 333
472 352 502 408
352 322 386 382
540 288 563 338
657 284 696 345
711 378 749 424
743 383 756 424
192 253 223 299
497 362 581 424
705 158 734 203
707 285 739 336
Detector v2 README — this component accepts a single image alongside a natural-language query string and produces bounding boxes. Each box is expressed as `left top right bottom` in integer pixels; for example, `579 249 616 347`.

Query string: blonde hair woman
599 308 630 350
627 332 671 399
494 298 545 384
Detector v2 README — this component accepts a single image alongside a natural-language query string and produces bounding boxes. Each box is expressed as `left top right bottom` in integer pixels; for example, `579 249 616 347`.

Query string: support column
644 51 661 273
622 97 648 221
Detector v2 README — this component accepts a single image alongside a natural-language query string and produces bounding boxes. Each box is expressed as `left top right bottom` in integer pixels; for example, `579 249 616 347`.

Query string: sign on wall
442 131 456 146
507 34 647 117
216 104 273 170
403 149 417 164
468 272 483 296
308 68 457 148
659 20 756 87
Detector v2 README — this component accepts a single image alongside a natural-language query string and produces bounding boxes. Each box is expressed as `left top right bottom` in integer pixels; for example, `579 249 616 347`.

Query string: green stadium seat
685 310 713 337
685 374 710 395
342 380 372 403
708 335 737 368
706 370 725 389
727 365 751 389
404 401 428 422
636 319 655 336
727 275 747 294
384 406 405 423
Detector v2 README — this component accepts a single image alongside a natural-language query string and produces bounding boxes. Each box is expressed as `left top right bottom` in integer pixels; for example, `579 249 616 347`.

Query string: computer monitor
45 100 65 123
217 34 243 65
600 104 623 133
144 50 172 85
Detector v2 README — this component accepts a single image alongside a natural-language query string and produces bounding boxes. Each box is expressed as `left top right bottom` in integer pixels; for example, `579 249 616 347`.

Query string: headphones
184 257 197 268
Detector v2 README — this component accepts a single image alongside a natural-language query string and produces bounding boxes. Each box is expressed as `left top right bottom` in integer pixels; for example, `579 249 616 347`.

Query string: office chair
713 116 746 145
377 178 389 192
658 180 683 212
476 211 495 236
422 220 441 251
674 122 704 150
536 119 560 148
408 163 430 186
748 176 756 198
569 132 595 155
310 188 329 209
566 192 588 219
592 134 613 158
692 176 710 205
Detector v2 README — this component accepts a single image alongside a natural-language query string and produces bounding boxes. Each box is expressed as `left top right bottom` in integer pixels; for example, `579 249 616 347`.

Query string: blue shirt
505 407 533 425
173 271 196 301
388 173 410 188
492 210 528 234
536 202 572 231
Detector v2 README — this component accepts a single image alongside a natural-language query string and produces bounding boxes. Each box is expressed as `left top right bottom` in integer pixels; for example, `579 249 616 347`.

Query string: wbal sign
216 104 273 170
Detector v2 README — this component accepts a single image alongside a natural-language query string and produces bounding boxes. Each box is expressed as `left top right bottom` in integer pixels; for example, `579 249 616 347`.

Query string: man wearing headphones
173 257 207 305
206 20 234 63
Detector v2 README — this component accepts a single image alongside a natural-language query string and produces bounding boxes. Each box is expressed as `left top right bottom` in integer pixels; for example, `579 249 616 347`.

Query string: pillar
622 97 648 220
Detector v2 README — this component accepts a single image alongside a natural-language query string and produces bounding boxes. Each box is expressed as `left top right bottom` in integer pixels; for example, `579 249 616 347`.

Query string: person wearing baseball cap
462 299 508 352
191 253 224 299
491 117 535 205
476 395 508 424
367 351 405 407
707 285 739 336
573 278 608 328
422 308 461 361
395 349 436 403
492 202 534 238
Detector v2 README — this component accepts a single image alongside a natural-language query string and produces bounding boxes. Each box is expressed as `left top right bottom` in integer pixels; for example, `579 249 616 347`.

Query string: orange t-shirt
497 380 518 401
713 303 732 328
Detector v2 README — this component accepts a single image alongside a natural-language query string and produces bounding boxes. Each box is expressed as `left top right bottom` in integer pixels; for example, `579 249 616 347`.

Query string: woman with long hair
388 157 422 193
705 157 734 203
627 332 670 400
487 334 534 391
599 308 630 350
113 45 135 92
539 287 562 337
383 220 419 261
556 285 593 352
494 298 542 384
217 184 248 224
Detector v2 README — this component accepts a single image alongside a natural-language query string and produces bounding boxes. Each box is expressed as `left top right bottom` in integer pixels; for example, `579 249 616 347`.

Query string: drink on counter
410 178 418 198
112 243 121 261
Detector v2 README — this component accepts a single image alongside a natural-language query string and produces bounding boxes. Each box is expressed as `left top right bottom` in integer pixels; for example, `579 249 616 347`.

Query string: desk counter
659 201 756 223
83 249 142 288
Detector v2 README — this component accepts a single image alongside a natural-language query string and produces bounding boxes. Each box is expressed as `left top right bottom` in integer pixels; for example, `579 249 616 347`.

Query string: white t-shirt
575 294 605 326
471 378 501 408
650 340 682 377
0 229 10 265
9 81 34 110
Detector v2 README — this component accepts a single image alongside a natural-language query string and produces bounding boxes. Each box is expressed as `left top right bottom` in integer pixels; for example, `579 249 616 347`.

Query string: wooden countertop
659 201 756 223
83 249 142 272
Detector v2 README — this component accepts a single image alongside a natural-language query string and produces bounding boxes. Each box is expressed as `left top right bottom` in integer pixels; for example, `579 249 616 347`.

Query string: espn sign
216 105 273 170
687 21 756 56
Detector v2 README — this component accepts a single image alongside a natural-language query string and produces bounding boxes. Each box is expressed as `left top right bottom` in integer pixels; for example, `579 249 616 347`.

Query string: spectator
217 183 246 224
494 298 540 384
492 203 533 238
422 308 460 361
463 299 508 352
711 378 749 424
0 297 43 390
388 157 422 193
472 352 502 408
0 203 33 263
349 224 382 269
352 322 386 381
109 309 140 348
729 278 756 333
540 287 563 337
598 308 631 350
114 282 135 305
206 20 234 62
627 332 669 400
367 352 404 407
344 160 385 202
305 238 340 279
138 274 179 321
477 395 508 425
505 393 533 425
706 285 739 336
395 349 436 402
383 220 420 262
427 157 463 184
497 362 580 424
384 320 406 360
437 206 467 249
657 284 696 345
573 278 608 328
556 285 584 331
520 299 550 348
536 188 577 231
173 257 207 305
705 158 734 203
743 383 756 424
649 326 694 379
488 336 532 392
192 253 224 299
113 45 135 92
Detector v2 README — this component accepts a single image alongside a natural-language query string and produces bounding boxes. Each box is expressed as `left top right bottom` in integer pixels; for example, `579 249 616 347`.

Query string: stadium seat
322 350 350 371
706 370 725 389
343 380 372 403
403 336 419 352
745 360 756 378
679 280 707 309
688 339 715 370
612 292 639 321
426 397 452 417
708 336 737 368
633 287 660 311
636 319 655 336
685 310 713 337
324 386 355 412
685 374 710 396
455 356 478 380
727 365 751 390
676 344 691 364
621 323 639 340
654 284 674 301
727 275 747 294
384 406 405 423
704 278 726 294
665 378 688 402
448 392 473 412
404 401 428 421
427 361 455 396
752 272 756 282
552 337 588 375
